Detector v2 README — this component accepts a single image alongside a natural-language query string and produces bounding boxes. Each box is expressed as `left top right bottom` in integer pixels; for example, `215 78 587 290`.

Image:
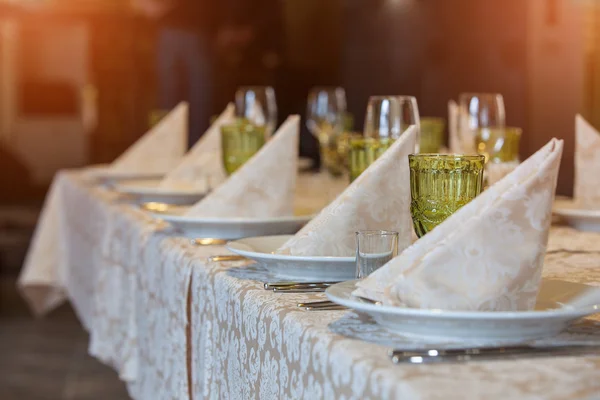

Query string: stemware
350 96 419 181
458 93 505 153
306 87 347 176
409 154 485 237
419 117 445 154
235 86 277 136
475 127 521 163
475 127 522 186
221 120 266 175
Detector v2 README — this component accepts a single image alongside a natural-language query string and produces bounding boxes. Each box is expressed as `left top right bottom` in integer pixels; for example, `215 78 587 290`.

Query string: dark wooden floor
0 277 130 400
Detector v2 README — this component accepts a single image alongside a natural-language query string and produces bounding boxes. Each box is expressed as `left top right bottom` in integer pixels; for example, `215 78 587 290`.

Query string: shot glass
409 154 485 237
355 230 399 279
221 120 266 175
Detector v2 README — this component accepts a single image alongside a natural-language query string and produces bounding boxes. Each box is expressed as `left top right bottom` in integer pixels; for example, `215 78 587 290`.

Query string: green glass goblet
409 154 485 237
221 121 266 175
348 137 394 182
419 117 445 154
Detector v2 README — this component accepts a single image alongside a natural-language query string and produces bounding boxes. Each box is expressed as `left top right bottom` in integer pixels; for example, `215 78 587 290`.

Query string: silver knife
264 281 339 290
389 345 600 364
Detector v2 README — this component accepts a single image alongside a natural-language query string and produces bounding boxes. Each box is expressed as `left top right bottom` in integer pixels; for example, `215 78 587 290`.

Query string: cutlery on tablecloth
190 238 229 246
272 287 332 293
296 300 347 311
208 255 247 262
265 281 339 289
298 300 347 311
389 345 600 364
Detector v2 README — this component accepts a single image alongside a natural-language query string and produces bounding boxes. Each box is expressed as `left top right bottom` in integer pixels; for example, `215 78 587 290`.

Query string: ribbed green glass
409 154 485 237
419 117 445 154
221 120 266 175
475 127 522 163
348 137 394 182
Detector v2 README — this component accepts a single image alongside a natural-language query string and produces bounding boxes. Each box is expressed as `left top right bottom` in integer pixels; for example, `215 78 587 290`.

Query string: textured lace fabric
190 232 600 400
17 168 600 400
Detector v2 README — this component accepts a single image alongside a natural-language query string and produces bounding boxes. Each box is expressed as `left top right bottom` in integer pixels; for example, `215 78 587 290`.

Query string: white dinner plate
145 204 313 239
326 280 600 344
114 179 207 205
226 235 356 281
83 165 164 183
553 198 600 232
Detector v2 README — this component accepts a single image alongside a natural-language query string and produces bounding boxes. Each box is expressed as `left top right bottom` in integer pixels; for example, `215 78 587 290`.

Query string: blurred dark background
0 0 596 203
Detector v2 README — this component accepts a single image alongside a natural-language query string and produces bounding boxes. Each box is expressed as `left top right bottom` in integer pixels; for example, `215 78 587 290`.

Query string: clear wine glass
306 87 347 176
235 86 278 136
458 92 505 153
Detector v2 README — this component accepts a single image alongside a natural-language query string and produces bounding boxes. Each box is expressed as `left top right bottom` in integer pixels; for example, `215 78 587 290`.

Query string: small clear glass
355 230 399 279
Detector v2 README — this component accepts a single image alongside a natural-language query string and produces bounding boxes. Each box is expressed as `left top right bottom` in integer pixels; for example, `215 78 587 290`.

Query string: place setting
321 138 600 351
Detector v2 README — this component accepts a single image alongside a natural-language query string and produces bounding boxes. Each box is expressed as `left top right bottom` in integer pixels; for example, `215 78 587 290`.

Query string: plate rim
154 213 314 224
114 181 207 197
553 207 600 218
553 198 600 218
326 280 600 320
226 235 356 262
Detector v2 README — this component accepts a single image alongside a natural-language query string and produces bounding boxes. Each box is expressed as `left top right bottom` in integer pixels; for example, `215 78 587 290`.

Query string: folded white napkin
159 104 235 191
111 102 187 174
574 114 600 207
184 115 299 218
354 138 563 311
276 126 417 257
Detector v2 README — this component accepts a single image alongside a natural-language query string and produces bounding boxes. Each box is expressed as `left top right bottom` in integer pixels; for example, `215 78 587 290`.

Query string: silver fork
296 300 347 311
264 281 340 293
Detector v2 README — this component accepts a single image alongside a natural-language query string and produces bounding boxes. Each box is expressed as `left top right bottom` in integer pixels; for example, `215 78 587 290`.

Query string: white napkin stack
276 126 417 257
354 138 564 311
184 115 300 218
111 102 188 174
574 115 600 207
159 104 236 191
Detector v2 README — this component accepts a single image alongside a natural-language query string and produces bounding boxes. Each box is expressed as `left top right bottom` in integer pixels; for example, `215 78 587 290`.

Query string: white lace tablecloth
18 171 600 399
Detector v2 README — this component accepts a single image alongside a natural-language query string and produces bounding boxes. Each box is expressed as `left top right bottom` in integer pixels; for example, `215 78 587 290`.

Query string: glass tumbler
419 117 445 154
409 154 485 237
221 120 266 175
355 230 399 279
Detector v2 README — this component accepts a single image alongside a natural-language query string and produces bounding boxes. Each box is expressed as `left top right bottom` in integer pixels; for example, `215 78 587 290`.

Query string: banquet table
18 170 600 400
